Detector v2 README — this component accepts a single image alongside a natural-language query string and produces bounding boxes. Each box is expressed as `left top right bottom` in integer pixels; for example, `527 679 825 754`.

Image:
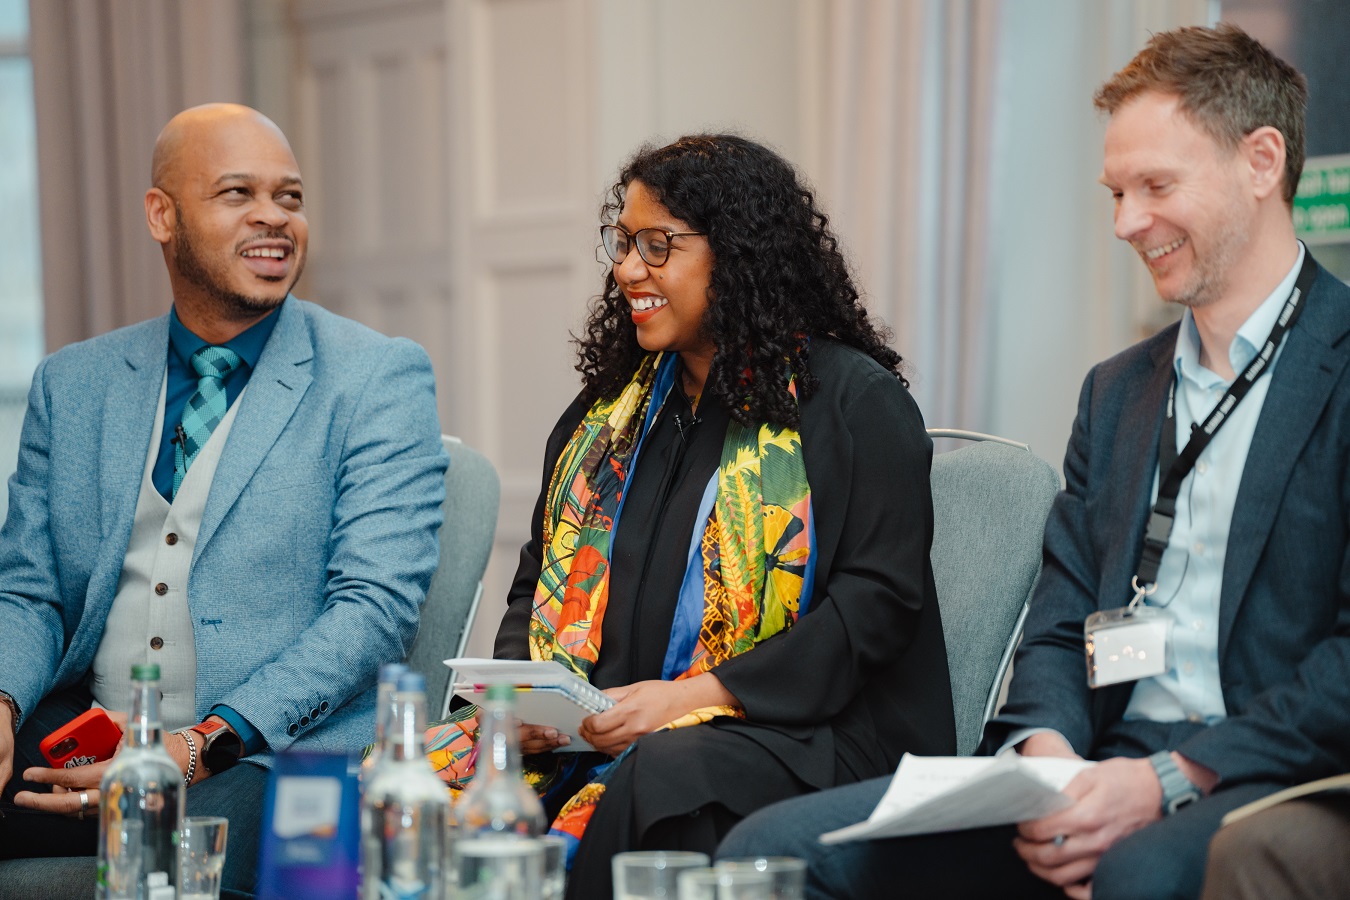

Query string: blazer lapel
70 318 170 654
1219 277 1350 654
99 320 169 541
194 299 314 563
1094 333 1175 727
1109 333 1176 603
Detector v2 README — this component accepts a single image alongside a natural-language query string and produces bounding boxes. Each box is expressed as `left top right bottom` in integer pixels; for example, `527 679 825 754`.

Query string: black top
497 339 955 787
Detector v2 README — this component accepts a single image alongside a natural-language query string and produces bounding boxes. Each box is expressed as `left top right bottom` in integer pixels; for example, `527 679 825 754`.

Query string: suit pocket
249 457 333 490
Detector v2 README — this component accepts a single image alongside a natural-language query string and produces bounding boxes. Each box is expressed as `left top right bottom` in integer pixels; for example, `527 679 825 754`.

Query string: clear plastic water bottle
455 684 546 839
361 662 409 783
361 671 451 899
96 663 184 900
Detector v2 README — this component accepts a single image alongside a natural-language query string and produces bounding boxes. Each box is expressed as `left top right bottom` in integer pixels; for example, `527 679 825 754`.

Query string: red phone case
39 709 123 768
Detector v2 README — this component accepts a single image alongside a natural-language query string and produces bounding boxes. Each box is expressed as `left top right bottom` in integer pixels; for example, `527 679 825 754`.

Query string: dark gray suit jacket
985 258 1350 790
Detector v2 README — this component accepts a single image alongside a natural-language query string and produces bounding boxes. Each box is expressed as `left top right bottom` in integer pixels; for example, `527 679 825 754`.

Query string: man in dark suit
718 24 1350 900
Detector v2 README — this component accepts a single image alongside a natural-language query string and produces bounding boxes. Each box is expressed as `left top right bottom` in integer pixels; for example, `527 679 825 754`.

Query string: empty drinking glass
179 816 229 900
677 867 772 900
453 835 544 900
716 857 807 899
537 834 568 900
612 850 711 900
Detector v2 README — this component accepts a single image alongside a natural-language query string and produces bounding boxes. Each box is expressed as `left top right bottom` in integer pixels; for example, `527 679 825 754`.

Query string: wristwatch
179 719 243 775
1148 750 1201 815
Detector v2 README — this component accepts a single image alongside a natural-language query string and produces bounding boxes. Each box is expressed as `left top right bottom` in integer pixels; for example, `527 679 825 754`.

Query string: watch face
202 727 243 772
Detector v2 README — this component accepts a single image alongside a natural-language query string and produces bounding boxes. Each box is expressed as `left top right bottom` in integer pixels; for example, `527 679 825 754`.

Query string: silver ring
1053 834 1066 847
78 790 90 820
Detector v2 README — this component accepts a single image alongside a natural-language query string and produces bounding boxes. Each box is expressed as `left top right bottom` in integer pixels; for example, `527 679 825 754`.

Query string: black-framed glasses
600 224 705 267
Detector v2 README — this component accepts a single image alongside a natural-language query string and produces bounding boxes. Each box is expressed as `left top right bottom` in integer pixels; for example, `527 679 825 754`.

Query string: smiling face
1101 91 1255 309
147 105 308 331
613 180 716 386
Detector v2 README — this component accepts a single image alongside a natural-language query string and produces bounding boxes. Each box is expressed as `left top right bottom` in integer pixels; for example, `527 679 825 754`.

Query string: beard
172 207 305 319
1157 191 1249 310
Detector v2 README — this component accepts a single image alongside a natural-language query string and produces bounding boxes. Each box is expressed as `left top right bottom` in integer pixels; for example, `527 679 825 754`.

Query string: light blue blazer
0 297 448 762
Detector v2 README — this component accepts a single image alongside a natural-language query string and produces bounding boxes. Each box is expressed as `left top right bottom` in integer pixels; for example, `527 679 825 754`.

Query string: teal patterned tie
173 346 243 498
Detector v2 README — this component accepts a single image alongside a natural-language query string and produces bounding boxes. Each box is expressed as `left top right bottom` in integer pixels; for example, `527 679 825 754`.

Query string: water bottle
455 684 546 839
361 662 409 783
96 663 184 900
361 671 451 899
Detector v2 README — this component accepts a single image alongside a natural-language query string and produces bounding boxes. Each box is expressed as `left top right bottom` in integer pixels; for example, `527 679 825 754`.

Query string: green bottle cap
131 664 161 680
486 683 515 702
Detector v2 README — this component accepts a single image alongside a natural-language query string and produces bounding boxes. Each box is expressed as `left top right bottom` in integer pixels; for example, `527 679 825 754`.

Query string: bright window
0 0 42 519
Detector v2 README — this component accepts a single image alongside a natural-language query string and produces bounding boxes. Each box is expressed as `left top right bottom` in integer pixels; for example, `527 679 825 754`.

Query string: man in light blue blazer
0 104 448 893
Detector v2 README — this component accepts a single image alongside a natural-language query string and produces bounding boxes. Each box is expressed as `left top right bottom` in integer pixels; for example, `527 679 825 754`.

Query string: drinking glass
676 867 772 900
179 815 229 900
537 834 568 900
612 850 711 899
453 835 545 900
716 857 807 899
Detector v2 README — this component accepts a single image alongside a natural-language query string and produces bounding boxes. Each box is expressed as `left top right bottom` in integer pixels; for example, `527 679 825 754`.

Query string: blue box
255 751 362 899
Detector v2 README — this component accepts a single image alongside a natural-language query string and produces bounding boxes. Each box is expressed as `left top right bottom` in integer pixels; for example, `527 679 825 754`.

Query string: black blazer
498 340 956 789
985 256 1350 789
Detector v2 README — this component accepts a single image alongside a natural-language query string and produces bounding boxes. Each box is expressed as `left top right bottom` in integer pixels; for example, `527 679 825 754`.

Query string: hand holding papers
820 754 1096 843
444 658 615 753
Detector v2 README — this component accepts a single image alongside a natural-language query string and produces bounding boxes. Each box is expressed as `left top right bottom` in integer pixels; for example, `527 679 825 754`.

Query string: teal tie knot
173 346 244 497
191 345 243 383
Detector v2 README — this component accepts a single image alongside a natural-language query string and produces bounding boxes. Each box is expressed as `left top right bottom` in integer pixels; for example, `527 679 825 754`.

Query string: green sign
1294 154 1350 244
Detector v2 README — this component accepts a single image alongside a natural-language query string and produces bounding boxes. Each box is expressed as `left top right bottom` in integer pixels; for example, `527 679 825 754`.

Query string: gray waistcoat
92 376 243 731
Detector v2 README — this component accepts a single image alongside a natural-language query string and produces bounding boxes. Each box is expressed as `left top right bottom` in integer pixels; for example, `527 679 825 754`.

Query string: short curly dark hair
575 134 903 429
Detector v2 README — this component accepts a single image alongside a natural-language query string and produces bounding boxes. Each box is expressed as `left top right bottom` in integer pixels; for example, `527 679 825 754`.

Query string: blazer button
319 701 329 712
287 723 299 736
165 533 178 546
154 583 168 596
309 707 320 719
299 716 310 727
150 636 164 650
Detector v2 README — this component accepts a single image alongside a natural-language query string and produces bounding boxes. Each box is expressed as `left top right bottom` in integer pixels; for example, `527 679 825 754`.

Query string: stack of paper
444 658 616 753
820 753 1096 843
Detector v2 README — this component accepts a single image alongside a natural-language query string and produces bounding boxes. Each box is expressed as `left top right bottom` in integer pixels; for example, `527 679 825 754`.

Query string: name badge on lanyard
1084 253 1317 689
1086 589 1171 688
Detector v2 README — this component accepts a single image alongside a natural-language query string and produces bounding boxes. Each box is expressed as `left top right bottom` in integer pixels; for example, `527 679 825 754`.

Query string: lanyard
1132 254 1318 600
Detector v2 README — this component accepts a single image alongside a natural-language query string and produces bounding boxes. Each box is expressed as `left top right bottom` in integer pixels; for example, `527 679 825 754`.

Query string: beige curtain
29 0 246 351
808 0 1002 431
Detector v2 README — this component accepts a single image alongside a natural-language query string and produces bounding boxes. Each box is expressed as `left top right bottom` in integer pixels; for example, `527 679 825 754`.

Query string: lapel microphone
673 412 701 442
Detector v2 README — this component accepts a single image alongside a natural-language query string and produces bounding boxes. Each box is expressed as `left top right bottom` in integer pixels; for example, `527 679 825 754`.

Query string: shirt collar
169 302 283 374
1174 242 1306 388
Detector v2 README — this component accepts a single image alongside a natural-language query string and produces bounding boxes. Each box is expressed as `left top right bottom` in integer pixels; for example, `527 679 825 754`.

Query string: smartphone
39 709 123 769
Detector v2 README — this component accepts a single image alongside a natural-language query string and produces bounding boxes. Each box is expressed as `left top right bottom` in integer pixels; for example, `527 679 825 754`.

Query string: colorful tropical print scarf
425 351 814 862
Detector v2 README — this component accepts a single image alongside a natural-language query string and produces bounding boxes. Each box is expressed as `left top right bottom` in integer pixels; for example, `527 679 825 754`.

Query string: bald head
145 102 308 340
151 103 293 193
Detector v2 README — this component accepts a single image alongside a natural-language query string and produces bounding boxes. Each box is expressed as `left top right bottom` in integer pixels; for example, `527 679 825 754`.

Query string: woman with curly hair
436 134 955 896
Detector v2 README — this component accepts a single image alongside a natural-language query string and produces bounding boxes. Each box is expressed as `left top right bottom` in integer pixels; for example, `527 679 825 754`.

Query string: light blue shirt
1000 243 1305 754
1123 243 1306 724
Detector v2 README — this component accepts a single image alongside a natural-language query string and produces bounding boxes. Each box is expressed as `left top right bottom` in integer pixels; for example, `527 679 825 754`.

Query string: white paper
819 754 1095 844
272 775 343 839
